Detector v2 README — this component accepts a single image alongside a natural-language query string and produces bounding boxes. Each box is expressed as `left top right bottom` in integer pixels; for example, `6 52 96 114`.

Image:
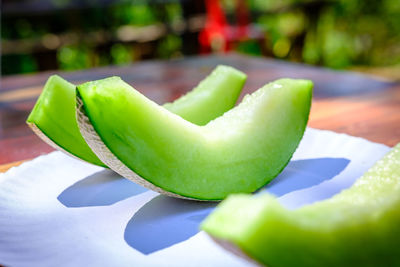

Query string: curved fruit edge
75 93 203 201
209 235 265 266
27 122 91 165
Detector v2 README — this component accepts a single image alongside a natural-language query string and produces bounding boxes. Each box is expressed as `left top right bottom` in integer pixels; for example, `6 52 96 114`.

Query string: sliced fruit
27 75 105 166
76 78 312 200
202 143 400 266
163 65 245 126
26 65 246 166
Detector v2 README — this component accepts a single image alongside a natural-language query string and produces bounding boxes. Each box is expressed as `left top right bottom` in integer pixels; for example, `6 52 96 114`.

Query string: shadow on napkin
264 157 350 196
58 169 148 207
124 195 216 254
56 157 349 253
123 157 349 254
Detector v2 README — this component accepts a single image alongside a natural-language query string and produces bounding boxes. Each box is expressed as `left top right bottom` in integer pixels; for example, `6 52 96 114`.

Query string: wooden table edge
0 160 29 173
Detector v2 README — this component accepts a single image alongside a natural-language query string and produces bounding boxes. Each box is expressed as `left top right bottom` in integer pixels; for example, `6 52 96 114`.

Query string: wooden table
1 53 399 172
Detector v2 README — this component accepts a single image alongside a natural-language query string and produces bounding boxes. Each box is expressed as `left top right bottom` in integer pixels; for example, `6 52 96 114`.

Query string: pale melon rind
27 122 85 163
75 95 195 200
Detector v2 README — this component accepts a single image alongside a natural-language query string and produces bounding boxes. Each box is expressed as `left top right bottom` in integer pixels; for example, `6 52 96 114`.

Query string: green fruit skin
27 75 105 166
26 65 246 167
202 143 400 267
77 78 312 200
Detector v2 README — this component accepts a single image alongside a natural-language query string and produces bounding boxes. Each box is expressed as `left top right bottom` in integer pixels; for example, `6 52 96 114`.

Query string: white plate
0 128 390 267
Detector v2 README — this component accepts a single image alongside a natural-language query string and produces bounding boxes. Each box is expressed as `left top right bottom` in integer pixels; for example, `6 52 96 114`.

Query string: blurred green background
2 0 400 77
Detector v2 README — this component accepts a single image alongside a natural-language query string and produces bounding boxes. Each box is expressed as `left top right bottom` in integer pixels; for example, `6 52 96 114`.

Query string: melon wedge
76 78 312 200
26 65 246 166
202 143 400 266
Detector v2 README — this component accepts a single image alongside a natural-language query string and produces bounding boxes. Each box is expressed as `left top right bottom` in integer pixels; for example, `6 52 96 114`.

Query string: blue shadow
58 169 148 207
124 157 349 254
263 158 350 197
124 195 216 254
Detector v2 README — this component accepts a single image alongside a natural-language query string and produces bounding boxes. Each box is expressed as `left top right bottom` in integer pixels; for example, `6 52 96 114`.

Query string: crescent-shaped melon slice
26 65 246 166
202 143 400 266
76 78 312 200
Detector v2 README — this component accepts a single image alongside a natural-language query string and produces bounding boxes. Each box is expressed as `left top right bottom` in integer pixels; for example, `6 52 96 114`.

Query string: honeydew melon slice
26 65 246 167
202 143 400 266
76 78 312 200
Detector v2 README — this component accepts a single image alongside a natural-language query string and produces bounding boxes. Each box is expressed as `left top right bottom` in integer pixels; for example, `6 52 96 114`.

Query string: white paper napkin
0 128 390 267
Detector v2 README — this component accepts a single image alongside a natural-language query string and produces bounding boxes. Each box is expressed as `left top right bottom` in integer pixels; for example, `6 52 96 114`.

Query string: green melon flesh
163 65 245 126
76 78 312 200
202 143 400 266
26 65 246 167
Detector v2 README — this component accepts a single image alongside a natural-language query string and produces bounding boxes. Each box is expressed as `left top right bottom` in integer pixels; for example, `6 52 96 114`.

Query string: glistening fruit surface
77 78 312 200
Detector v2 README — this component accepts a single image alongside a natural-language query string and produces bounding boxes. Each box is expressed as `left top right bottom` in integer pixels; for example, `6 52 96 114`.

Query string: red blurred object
199 0 250 53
